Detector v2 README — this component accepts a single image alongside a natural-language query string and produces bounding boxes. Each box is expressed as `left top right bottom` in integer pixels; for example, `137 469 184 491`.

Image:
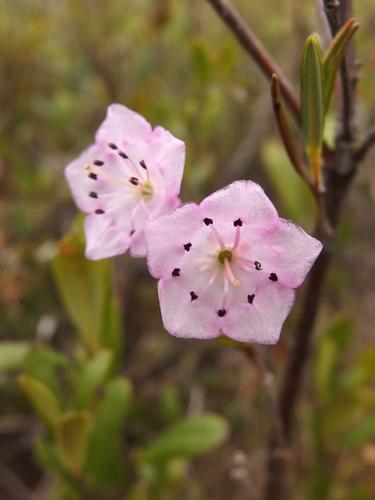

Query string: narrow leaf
56 411 92 474
322 18 359 113
0 341 30 371
142 413 229 463
18 374 60 426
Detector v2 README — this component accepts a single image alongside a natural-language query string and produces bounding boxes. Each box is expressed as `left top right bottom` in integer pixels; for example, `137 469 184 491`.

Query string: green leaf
322 18 359 113
74 349 113 409
51 219 122 353
56 411 92 474
141 413 229 463
85 377 133 485
0 341 30 371
342 418 375 449
301 35 324 184
18 374 61 426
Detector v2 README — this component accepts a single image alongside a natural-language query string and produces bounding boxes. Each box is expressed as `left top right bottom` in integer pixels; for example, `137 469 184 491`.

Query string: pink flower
146 181 322 344
65 104 185 259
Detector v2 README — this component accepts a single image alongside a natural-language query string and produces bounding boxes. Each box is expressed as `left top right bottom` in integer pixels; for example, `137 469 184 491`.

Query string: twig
354 127 375 162
206 0 301 121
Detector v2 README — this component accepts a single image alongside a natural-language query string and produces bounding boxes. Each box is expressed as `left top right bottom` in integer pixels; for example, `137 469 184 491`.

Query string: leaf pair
301 18 359 186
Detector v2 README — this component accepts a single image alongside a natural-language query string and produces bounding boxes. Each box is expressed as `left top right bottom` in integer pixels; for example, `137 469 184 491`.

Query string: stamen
217 309 226 317
233 218 243 227
269 273 278 282
140 198 151 216
94 160 104 166
95 209 105 214
190 291 198 301
172 268 181 277
108 142 118 150
232 225 241 250
85 165 137 189
224 257 240 287
254 261 262 271
140 160 147 169
130 229 135 236
211 224 225 250
184 242 192 252
118 151 128 159
130 177 139 186
88 172 98 180
89 191 98 198
203 218 213 226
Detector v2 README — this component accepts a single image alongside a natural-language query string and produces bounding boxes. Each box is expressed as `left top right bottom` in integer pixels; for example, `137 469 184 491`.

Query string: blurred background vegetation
0 0 375 498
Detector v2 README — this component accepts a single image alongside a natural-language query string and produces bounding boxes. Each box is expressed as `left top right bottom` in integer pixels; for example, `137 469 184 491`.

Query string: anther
140 160 147 169
203 217 213 226
95 209 105 214
94 160 104 166
89 191 98 198
254 261 262 271
233 218 243 227
217 309 226 317
118 151 128 159
184 243 192 252
130 177 139 186
89 172 98 180
108 143 118 150
269 273 278 282
172 268 181 277
247 294 255 304
190 291 198 301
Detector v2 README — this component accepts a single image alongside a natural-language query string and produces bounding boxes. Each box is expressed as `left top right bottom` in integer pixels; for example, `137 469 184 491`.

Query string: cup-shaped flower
65 104 185 259
146 181 322 344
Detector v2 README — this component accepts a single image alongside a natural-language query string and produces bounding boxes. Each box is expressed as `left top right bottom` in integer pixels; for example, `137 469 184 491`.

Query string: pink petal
95 104 151 147
265 219 323 288
200 180 278 228
158 278 221 339
222 283 295 344
84 213 131 260
149 126 185 196
146 203 202 278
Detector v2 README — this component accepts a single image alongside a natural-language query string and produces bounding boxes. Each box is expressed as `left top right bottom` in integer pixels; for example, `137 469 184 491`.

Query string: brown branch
354 127 375 162
206 0 301 121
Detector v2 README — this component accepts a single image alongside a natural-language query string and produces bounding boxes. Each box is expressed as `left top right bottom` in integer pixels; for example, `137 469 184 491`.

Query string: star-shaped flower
146 181 322 344
65 104 185 259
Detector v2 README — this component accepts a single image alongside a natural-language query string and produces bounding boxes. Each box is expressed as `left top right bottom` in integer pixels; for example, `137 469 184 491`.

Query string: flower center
218 249 233 264
139 181 153 198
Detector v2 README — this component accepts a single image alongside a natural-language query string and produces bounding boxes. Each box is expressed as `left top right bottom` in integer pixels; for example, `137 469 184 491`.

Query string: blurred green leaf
322 18 359 113
342 418 375 449
56 411 92 474
141 413 229 463
19 374 61 426
0 341 30 371
301 35 324 184
85 377 133 485
51 220 122 352
74 349 113 409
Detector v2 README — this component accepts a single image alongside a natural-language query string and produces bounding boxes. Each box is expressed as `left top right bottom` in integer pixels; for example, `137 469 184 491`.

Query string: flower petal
158 278 221 339
95 104 152 147
222 283 295 344
146 203 202 278
84 213 131 260
264 219 323 288
200 180 278 228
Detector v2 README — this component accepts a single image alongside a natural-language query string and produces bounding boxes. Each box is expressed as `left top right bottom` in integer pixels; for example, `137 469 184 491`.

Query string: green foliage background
1 0 375 499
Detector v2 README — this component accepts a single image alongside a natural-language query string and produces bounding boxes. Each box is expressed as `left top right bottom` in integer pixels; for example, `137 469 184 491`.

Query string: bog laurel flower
65 104 185 259
146 180 322 344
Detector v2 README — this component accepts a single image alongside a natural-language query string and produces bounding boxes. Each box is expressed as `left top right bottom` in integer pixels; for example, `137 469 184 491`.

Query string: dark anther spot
140 160 147 169
247 294 255 304
254 261 262 271
95 209 105 214
269 273 278 282
190 291 198 301
234 218 243 227
108 142 118 150
119 151 128 159
130 177 139 186
217 309 226 317
184 242 192 252
203 217 213 226
94 160 104 166
88 172 98 180
172 268 181 277
89 191 98 198
130 229 135 236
